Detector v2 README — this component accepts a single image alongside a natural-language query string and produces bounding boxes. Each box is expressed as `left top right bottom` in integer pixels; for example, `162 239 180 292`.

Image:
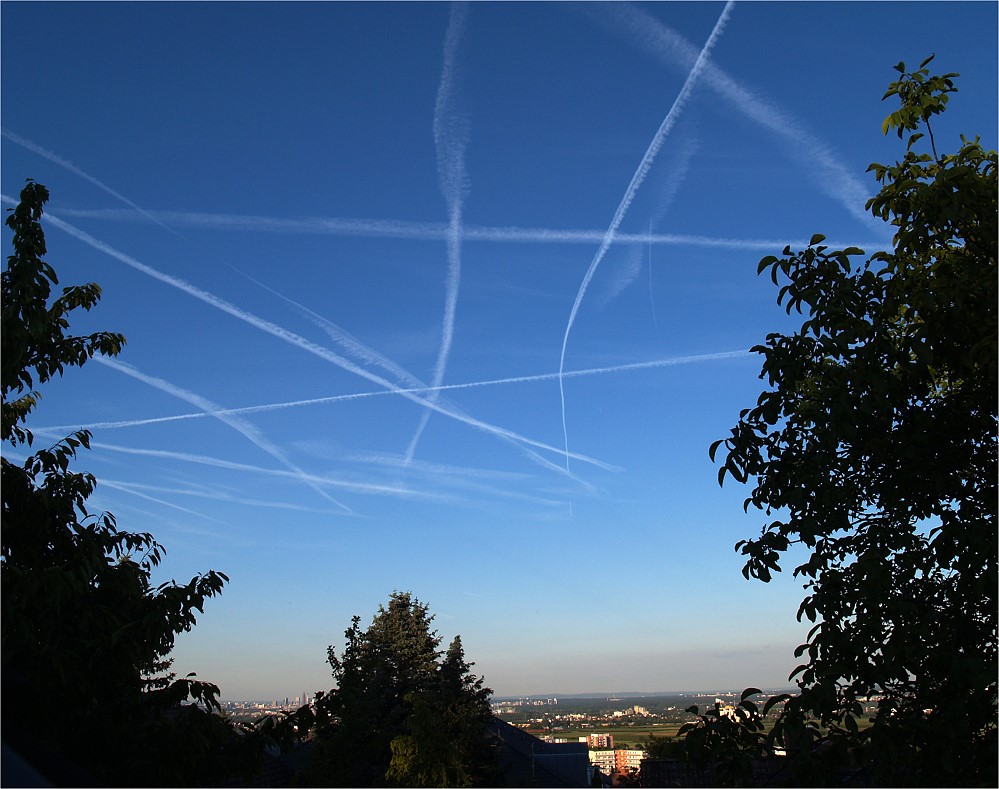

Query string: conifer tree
310 592 495 787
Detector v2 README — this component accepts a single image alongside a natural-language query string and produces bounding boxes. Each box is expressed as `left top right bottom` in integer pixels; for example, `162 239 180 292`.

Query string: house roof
486 716 591 787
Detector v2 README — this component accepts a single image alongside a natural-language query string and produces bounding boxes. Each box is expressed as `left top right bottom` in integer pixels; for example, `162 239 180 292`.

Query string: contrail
40 350 750 431
349 453 566 508
95 356 354 512
104 455 560 509
233 266 580 478
46 206 884 252
646 130 699 332
648 220 659 335
97 479 232 524
558 0 735 472
599 126 699 309
594 245 644 310
228 264 419 386
100 479 362 515
407 1 471 464
1 128 178 235
27 428 456 501
350 451 533 481
587 2 888 235
14 205 613 475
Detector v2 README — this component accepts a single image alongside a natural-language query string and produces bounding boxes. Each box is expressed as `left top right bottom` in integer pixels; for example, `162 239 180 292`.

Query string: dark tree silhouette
700 57 996 786
308 592 496 787
1 181 247 787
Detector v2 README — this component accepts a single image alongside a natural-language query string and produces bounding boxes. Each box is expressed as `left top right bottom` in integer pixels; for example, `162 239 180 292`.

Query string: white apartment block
589 749 616 774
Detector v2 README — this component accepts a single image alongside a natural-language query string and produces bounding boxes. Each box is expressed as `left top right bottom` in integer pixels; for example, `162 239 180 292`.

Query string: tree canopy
0 181 261 787
702 57 996 785
308 591 496 787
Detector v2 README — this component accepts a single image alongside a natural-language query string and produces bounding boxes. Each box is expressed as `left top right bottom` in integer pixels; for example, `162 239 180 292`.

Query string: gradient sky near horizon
2 2 996 701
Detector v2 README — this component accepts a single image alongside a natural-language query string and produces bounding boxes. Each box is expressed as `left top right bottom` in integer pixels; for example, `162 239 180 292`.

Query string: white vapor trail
1 128 177 235
46 206 885 252
648 219 659 335
233 267 577 478
101 479 359 515
40 350 749 433
95 357 354 512
27 429 455 501
595 245 643 311
8 205 611 476
230 266 418 386
646 129 699 332
407 1 471 464
600 125 699 309
103 456 558 509
348 453 565 508
349 452 533 481
558 0 735 473
589 2 888 235
98 479 231 524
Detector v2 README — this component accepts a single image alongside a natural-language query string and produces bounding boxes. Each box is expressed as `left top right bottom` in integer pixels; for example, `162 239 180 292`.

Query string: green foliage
674 690 768 786
2 180 125 445
0 180 261 786
641 734 685 760
384 636 496 787
704 60 997 786
309 592 496 787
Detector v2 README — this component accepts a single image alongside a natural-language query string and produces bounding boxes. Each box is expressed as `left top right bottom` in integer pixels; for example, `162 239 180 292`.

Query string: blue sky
2 2 996 701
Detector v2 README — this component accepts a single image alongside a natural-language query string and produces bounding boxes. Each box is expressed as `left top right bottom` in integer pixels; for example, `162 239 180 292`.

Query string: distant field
525 723 686 745
530 716 874 745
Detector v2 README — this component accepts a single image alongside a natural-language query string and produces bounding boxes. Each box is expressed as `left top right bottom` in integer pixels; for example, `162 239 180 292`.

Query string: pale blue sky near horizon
2 1 996 701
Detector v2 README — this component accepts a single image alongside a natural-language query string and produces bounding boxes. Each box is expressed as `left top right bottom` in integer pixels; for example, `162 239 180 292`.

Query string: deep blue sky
2 2 996 700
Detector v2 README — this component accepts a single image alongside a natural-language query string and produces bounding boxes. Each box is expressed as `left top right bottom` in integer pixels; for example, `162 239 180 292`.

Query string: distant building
615 749 645 773
587 747 646 776
589 749 617 775
584 733 614 749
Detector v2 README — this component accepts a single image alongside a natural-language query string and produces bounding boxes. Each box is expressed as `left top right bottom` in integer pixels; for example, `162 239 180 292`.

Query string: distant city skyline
2 2 995 700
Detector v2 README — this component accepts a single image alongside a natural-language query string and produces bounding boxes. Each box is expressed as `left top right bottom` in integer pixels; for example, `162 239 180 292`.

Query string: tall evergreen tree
309 592 495 787
386 635 497 787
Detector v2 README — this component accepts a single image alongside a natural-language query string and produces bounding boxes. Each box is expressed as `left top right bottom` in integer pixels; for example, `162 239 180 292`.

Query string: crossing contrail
100 479 376 515
587 2 889 235
14 205 614 475
95 450 560 509
45 206 884 252
40 350 749 432
1 128 178 235
558 0 735 473
407 1 471 464
233 266 584 478
228 265 419 386
351 452 533 481
27 428 457 501
96 356 353 512
98 479 232 523
348 453 566 507
599 125 699 308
